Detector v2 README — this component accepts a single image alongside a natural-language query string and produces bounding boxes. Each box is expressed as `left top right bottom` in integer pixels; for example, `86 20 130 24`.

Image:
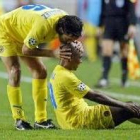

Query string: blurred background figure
96 0 137 88
77 0 102 62
0 0 5 15
135 0 140 58
127 39 140 80
3 0 34 12
16 0 34 8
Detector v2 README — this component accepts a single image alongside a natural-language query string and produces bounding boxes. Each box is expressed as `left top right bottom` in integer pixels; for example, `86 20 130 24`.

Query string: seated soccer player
49 40 140 129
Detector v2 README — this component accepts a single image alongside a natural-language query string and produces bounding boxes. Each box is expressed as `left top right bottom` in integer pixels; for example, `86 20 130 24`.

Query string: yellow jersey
49 65 90 129
0 4 67 49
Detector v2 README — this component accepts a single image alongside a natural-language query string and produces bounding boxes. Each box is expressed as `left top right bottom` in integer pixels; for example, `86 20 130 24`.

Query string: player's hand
53 44 72 60
59 46 72 60
124 102 140 118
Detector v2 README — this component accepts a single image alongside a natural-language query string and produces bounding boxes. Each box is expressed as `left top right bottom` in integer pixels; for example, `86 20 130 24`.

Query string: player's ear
58 27 64 35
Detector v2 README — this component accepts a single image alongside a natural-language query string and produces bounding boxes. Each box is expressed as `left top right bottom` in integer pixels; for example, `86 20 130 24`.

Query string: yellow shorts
0 28 23 57
77 105 114 129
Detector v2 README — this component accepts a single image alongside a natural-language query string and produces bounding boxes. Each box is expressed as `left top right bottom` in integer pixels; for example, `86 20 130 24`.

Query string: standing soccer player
0 4 83 130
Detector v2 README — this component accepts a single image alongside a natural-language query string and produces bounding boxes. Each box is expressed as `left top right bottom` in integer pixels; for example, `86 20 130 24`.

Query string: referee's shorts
103 17 129 42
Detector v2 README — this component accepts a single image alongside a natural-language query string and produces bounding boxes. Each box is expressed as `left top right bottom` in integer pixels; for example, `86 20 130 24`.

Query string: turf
0 58 140 140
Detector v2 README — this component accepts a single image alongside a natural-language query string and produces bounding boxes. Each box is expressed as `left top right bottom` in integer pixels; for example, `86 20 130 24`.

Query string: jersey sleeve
62 73 90 98
24 20 49 49
127 0 137 25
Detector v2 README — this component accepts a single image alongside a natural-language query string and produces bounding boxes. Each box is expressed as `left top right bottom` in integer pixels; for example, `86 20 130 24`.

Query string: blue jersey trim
48 82 57 109
22 4 50 11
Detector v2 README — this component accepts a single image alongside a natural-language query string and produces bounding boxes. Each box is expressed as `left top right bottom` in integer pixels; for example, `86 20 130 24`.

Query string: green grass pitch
0 58 140 140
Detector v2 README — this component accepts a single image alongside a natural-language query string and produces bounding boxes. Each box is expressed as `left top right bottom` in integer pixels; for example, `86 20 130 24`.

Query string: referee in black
96 0 137 88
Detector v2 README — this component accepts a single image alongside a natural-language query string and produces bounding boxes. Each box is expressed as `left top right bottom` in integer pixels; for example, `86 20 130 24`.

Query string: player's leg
125 101 140 124
1 56 24 119
96 39 114 88
120 42 129 87
20 56 55 129
116 17 129 87
96 18 115 88
1 56 32 130
101 39 114 80
109 105 140 127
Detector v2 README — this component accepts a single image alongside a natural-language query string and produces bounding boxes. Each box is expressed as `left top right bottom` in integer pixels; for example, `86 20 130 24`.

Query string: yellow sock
7 85 25 121
32 79 48 123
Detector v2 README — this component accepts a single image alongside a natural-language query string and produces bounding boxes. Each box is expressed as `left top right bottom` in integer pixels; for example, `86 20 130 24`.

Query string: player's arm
128 0 137 26
84 90 127 108
22 20 72 59
84 90 140 116
22 44 72 59
64 74 140 115
127 0 137 38
22 44 54 57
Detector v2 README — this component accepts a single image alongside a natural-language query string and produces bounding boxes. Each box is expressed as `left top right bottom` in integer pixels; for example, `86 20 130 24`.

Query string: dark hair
56 15 83 37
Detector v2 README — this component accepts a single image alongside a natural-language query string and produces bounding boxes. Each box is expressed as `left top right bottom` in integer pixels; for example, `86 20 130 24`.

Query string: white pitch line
112 78 140 87
0 71 140 101
100 91 140 102
0 71 32 83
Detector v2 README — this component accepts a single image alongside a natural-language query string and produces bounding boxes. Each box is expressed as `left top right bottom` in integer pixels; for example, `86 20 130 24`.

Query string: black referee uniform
100 0 136 41
96 0 137 88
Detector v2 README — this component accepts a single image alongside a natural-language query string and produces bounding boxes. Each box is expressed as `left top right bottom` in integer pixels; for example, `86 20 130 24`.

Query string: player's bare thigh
20 56 47 79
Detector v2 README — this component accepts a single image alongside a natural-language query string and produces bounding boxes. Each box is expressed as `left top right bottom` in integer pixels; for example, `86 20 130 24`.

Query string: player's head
56 15 83 44
60 40 84 70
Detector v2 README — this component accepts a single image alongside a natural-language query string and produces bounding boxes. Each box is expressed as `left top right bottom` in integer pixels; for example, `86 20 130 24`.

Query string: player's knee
9 66 21 85
10 65 21 76
40 66 47 78
102 48 113 56
33 65 47 79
